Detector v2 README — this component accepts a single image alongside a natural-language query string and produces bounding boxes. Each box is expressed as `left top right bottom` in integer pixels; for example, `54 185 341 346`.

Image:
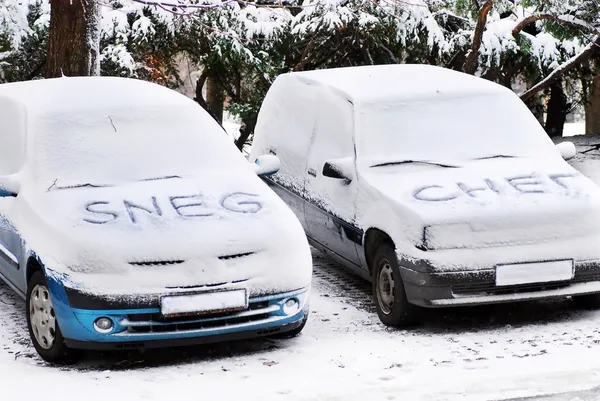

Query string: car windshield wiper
140 175 181 181
474 154 517 160
50 175 182 191
370 160 461 168
52 183 111 191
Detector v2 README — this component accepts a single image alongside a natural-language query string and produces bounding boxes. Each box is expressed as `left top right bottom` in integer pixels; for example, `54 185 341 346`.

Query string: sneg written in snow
413 172 579 202
82 192 263 224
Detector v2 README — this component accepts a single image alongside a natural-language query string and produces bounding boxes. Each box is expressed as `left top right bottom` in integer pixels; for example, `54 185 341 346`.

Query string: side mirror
0 174 20 197
556 141 576 160
322 157 354 181
253 154 281 176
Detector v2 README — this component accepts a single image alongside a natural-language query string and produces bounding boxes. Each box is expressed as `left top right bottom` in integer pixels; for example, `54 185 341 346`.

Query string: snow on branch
520 35 600 102
130 0 431 10
0 51 14 62
131 0 312 10
512 13 599 38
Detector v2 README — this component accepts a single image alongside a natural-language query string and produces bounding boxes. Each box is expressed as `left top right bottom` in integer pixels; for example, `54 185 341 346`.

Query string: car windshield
28 104 245 188
355 92 557 166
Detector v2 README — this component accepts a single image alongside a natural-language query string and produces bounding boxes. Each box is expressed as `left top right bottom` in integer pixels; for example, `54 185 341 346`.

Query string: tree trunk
194 73 222 126
206 75 224 124
545 82 569 138
586 74 600 135
462 1 493 74
235 115 257 152
46 0 101 78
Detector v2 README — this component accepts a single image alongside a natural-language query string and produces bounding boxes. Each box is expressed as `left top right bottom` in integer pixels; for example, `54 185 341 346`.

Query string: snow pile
556 141 577 159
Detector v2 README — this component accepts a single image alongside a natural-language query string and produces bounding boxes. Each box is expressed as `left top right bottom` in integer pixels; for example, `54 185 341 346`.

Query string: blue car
0 76 312 362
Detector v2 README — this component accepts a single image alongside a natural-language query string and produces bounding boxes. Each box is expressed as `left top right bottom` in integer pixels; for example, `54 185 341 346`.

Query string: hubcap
376 262 395 315
29 284 56 350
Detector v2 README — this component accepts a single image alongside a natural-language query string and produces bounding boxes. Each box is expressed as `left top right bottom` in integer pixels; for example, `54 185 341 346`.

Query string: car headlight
419 223 474 251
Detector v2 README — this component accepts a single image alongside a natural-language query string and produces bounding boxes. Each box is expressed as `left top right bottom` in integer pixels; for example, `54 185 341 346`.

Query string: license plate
161 289 248 317
495 260 573 286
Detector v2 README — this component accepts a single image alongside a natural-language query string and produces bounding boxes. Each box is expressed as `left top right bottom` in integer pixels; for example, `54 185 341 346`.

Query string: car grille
452 263 600 296
119 300 277 334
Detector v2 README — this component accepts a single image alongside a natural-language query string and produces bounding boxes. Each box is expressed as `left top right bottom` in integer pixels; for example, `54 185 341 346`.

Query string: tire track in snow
311 249 376 314
0 282 37 362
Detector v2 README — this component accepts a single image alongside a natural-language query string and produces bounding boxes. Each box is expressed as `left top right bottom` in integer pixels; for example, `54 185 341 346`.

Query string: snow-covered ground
2 132 600 401
564 122 586 137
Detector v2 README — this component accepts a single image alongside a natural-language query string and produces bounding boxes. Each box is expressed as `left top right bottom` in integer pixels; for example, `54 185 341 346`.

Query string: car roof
277 64 510 104
0 76 193 116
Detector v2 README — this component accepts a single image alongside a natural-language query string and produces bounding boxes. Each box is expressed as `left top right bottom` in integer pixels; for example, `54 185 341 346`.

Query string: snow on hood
12 173 311 295
360 157 600 250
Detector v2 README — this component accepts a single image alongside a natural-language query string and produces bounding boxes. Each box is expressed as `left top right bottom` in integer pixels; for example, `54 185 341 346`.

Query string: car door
0 97 26 292
0 196 23 291
251 76 319 232
304 90 362 267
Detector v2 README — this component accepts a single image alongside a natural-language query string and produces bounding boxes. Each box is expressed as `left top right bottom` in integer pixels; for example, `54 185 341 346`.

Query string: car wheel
372 242 419 327
273 314 308 339
572 293 600 309
26 271 75 363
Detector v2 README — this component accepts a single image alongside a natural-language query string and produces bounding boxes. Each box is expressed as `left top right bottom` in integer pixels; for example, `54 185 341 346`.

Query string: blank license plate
495 260 573 286
161 289 247 317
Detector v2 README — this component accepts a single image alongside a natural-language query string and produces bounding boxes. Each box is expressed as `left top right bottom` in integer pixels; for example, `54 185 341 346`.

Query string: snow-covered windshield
28 105 245 187
355 92 557 166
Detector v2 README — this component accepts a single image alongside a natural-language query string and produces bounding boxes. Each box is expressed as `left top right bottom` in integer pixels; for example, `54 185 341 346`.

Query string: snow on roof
282 64 510 104
0 76 193 116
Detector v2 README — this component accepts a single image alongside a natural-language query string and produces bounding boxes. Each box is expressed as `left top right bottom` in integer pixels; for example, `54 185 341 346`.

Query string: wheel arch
25 255 43 284
363 228 394 274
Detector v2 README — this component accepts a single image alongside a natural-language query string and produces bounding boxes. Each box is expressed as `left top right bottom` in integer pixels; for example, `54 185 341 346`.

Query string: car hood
12 173 311 295
360 157 600 249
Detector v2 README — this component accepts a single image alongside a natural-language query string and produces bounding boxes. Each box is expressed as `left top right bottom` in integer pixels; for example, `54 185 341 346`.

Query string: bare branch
294 38 318 71
462 0 493 74
513 14 599 38
520 36 600 102
379 44 399 64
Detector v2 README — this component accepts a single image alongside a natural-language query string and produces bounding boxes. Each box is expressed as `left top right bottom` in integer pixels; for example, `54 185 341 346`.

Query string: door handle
308 168 317 177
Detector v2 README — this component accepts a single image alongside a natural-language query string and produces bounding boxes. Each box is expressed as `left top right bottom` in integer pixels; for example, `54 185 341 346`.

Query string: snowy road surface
1 134 600 401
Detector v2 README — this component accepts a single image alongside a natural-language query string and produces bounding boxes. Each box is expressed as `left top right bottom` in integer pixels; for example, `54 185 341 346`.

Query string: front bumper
401 260 600 307
45 274 309 348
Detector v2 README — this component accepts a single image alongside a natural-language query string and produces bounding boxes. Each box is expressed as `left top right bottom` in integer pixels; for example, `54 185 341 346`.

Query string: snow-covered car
0 76 312 362
250 64 600 328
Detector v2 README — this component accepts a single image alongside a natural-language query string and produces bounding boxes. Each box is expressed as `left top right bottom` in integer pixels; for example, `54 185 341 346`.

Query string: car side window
0 97 26 176
251 77 318 193
304 89 355 219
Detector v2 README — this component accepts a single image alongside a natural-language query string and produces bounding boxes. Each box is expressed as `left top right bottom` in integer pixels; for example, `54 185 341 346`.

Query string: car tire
372 242 419 327
572 293 600 309
26 270 75 363
273 314 308 339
